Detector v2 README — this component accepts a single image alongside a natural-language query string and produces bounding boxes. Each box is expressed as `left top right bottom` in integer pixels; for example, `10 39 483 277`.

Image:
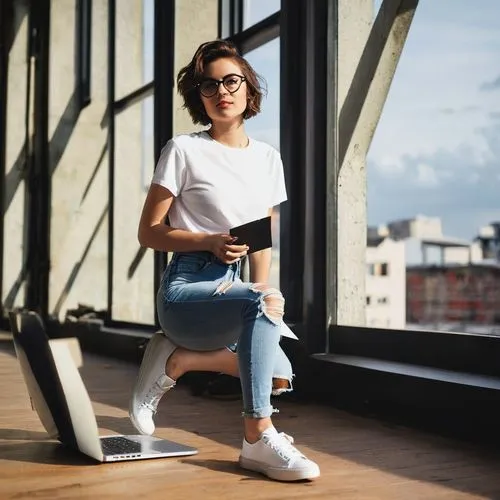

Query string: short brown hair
177 40 265 126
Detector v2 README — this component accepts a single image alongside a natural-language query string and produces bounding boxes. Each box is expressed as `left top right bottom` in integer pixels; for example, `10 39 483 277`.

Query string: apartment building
365 234 406 329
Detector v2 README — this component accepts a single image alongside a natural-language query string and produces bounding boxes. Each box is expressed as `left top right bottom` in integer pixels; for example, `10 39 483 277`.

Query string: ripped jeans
157 251 294 418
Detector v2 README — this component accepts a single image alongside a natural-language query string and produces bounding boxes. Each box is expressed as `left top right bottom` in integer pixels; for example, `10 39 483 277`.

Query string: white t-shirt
151 131 287 234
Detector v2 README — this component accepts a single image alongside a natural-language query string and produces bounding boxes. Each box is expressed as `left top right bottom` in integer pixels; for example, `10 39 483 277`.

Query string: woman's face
200 57 248 125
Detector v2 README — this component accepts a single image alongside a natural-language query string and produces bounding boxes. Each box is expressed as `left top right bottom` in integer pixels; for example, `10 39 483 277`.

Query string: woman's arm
248 248 272 283
248 208 274 283
138 184 210 252
138 184 249 264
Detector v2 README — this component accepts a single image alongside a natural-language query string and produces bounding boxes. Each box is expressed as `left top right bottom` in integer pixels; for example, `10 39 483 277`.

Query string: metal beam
218 0 243 38
0 0 12 315
26 0 51 319
153 0 175 327
231 12 280 54
106 0 115 321
113 81 154 114
281 0 330 353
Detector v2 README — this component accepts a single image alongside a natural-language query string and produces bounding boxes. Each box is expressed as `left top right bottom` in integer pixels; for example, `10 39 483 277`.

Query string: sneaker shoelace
280 432 294 444
140 378 174 414
263 432 305 463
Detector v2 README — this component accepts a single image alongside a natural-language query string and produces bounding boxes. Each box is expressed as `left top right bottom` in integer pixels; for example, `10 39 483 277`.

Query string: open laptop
9 310 198 462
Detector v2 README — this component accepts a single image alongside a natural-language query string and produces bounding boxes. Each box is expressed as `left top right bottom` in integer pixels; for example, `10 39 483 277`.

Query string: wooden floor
1 337 500 500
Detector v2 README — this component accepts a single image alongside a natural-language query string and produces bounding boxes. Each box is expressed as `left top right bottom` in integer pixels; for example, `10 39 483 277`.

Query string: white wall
3 0 29 310
366 238 406 329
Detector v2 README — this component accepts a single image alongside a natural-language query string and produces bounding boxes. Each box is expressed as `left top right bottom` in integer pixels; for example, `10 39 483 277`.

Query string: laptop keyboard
101 436 142 455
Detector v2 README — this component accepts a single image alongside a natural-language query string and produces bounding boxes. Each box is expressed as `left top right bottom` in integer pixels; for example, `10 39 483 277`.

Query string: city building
385 215 483 266
388 214 443 240
477 222 500 262
366 234 406 329
407 262 500 333
369 215 493 330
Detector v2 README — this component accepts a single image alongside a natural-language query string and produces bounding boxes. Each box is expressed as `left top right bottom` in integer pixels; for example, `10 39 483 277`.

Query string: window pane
245 38 281 289
366 1 500 333
243 0 280 29
115 0 153 99
111 0 155 323
48 0 109 320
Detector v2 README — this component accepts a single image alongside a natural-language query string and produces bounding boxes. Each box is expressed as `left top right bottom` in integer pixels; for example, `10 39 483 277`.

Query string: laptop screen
10 311 78 449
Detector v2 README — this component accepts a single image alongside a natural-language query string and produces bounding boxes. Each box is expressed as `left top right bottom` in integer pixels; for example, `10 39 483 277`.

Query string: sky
143 0 500 240
368 0 500 239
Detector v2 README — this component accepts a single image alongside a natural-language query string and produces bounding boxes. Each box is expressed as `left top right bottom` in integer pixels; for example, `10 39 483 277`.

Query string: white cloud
368 1 500 170
368 123 500 239
367 0 500 239
416 163 439 188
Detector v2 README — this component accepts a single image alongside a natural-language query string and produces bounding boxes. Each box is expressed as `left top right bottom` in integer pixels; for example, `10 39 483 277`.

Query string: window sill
312 353 500 391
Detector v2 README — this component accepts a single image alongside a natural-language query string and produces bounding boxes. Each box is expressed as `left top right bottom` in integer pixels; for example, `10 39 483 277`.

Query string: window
108 0 156 325
220 2 281 291
363 0 500 334
243 0 280 29
245 38 281 289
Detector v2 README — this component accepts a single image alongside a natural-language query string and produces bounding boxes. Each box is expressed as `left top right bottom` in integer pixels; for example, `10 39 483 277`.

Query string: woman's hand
206 234 249 264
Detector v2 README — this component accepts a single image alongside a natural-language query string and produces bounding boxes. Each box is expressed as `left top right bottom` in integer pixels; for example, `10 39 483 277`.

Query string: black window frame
218 0 243 39
76 0 92 108
219 0 331 354
0 0 10 320
321 0 500 422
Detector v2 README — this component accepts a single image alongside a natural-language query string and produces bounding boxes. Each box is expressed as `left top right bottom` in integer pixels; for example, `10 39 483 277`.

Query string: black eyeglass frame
196 73 247 98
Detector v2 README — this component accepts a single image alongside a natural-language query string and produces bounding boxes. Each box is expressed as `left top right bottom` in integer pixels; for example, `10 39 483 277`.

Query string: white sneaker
129 331 176 435
239 427 320 481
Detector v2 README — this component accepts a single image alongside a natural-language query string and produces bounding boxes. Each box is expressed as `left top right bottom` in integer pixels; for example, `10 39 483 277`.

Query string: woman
129 39 320 482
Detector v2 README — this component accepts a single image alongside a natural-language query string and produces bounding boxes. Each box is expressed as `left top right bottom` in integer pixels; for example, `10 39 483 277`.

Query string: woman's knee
249 283 285 324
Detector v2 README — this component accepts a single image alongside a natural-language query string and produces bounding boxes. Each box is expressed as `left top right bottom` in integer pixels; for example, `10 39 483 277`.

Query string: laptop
9 310 198 462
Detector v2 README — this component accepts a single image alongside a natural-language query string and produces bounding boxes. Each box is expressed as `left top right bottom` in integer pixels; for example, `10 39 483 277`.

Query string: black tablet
230 216 272 254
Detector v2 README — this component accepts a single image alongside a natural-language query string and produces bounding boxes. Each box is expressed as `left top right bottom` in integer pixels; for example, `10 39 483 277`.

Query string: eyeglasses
197 74 246 98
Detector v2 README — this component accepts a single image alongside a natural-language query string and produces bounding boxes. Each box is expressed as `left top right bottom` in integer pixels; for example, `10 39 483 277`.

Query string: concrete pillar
336 0 373 326
335 0 417 326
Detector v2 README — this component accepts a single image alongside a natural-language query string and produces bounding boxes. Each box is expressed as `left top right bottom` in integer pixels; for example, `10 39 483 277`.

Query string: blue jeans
157 251 294 418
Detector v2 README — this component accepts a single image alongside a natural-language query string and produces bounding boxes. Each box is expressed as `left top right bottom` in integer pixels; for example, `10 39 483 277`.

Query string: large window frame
220 0 334 354
321 0 500 395
220 0 500 412
326 0 500 417
5 0 497 428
